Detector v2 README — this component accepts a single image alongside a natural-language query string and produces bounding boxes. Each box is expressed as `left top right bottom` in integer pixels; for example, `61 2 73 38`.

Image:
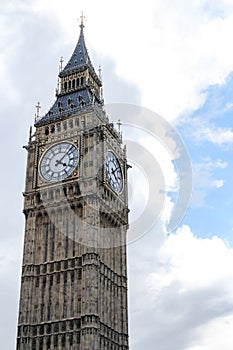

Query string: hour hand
55 146 72 166
111 167 120 179
111 168 118 180
55 159 67 167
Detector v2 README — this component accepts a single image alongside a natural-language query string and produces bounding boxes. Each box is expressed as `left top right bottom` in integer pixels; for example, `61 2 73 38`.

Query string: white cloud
153 225 233 288
214 179 225 188
192 119 233 145
89 0 233 120
129 225 233 349
204 126 233 145
4 0 233 120
187 314 233 350
191 158 227 207
194 157 228 176
224 101 233 110
208 160 228 169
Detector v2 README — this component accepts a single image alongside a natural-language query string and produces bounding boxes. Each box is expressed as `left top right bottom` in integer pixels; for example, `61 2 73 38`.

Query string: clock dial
105 151 123 194
40 142 78 182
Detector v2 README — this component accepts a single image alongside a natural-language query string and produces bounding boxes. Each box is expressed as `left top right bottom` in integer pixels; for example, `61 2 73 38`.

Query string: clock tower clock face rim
39 142 79 183
105 151 123 194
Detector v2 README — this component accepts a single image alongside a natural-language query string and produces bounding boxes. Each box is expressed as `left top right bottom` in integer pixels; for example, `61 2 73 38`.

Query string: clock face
105 151 123 194
40 142 78 182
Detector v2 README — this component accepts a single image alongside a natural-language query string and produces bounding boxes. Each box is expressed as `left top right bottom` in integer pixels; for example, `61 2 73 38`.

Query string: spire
80 11 85 30
59 15 94 78
35 18 103 126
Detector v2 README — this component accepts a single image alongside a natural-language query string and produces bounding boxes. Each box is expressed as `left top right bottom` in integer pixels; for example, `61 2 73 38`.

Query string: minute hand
111 167 120 181
55 147 72 166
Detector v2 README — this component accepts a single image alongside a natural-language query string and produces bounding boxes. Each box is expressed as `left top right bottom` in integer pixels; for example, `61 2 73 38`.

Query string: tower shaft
16 23 129 350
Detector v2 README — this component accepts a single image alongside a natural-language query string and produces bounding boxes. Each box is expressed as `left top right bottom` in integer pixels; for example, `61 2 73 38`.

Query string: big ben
16 18 129 350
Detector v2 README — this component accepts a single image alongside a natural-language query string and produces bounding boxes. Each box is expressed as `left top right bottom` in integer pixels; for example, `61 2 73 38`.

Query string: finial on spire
29 126 32 143
35 102 41 119
98 65 102 81
59 56 64 72
80 12 86 29
117 119 122 133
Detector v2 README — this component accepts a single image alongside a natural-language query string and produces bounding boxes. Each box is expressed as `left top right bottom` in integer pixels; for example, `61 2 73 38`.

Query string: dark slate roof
59 24 95 77
35 89 98 126
35 24 103 127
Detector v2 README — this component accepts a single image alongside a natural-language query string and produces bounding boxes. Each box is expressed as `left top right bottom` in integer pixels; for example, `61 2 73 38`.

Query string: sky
1 0 233 349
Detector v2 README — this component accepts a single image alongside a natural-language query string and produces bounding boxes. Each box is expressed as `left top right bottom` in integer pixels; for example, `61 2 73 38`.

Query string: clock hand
111 168 118 181
111 172 122 186
111 167 121 180
55 159 67 167
55 146 72 166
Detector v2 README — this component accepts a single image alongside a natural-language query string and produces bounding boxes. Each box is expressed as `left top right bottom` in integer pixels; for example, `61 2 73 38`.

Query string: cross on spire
80 12 86 29
35 102 41 118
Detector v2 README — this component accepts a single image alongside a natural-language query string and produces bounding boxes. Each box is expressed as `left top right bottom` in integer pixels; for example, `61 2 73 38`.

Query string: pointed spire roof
59 20 95 78
35 20 103 126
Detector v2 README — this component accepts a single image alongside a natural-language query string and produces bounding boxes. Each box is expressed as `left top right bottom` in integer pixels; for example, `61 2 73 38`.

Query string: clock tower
16 21 129 350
